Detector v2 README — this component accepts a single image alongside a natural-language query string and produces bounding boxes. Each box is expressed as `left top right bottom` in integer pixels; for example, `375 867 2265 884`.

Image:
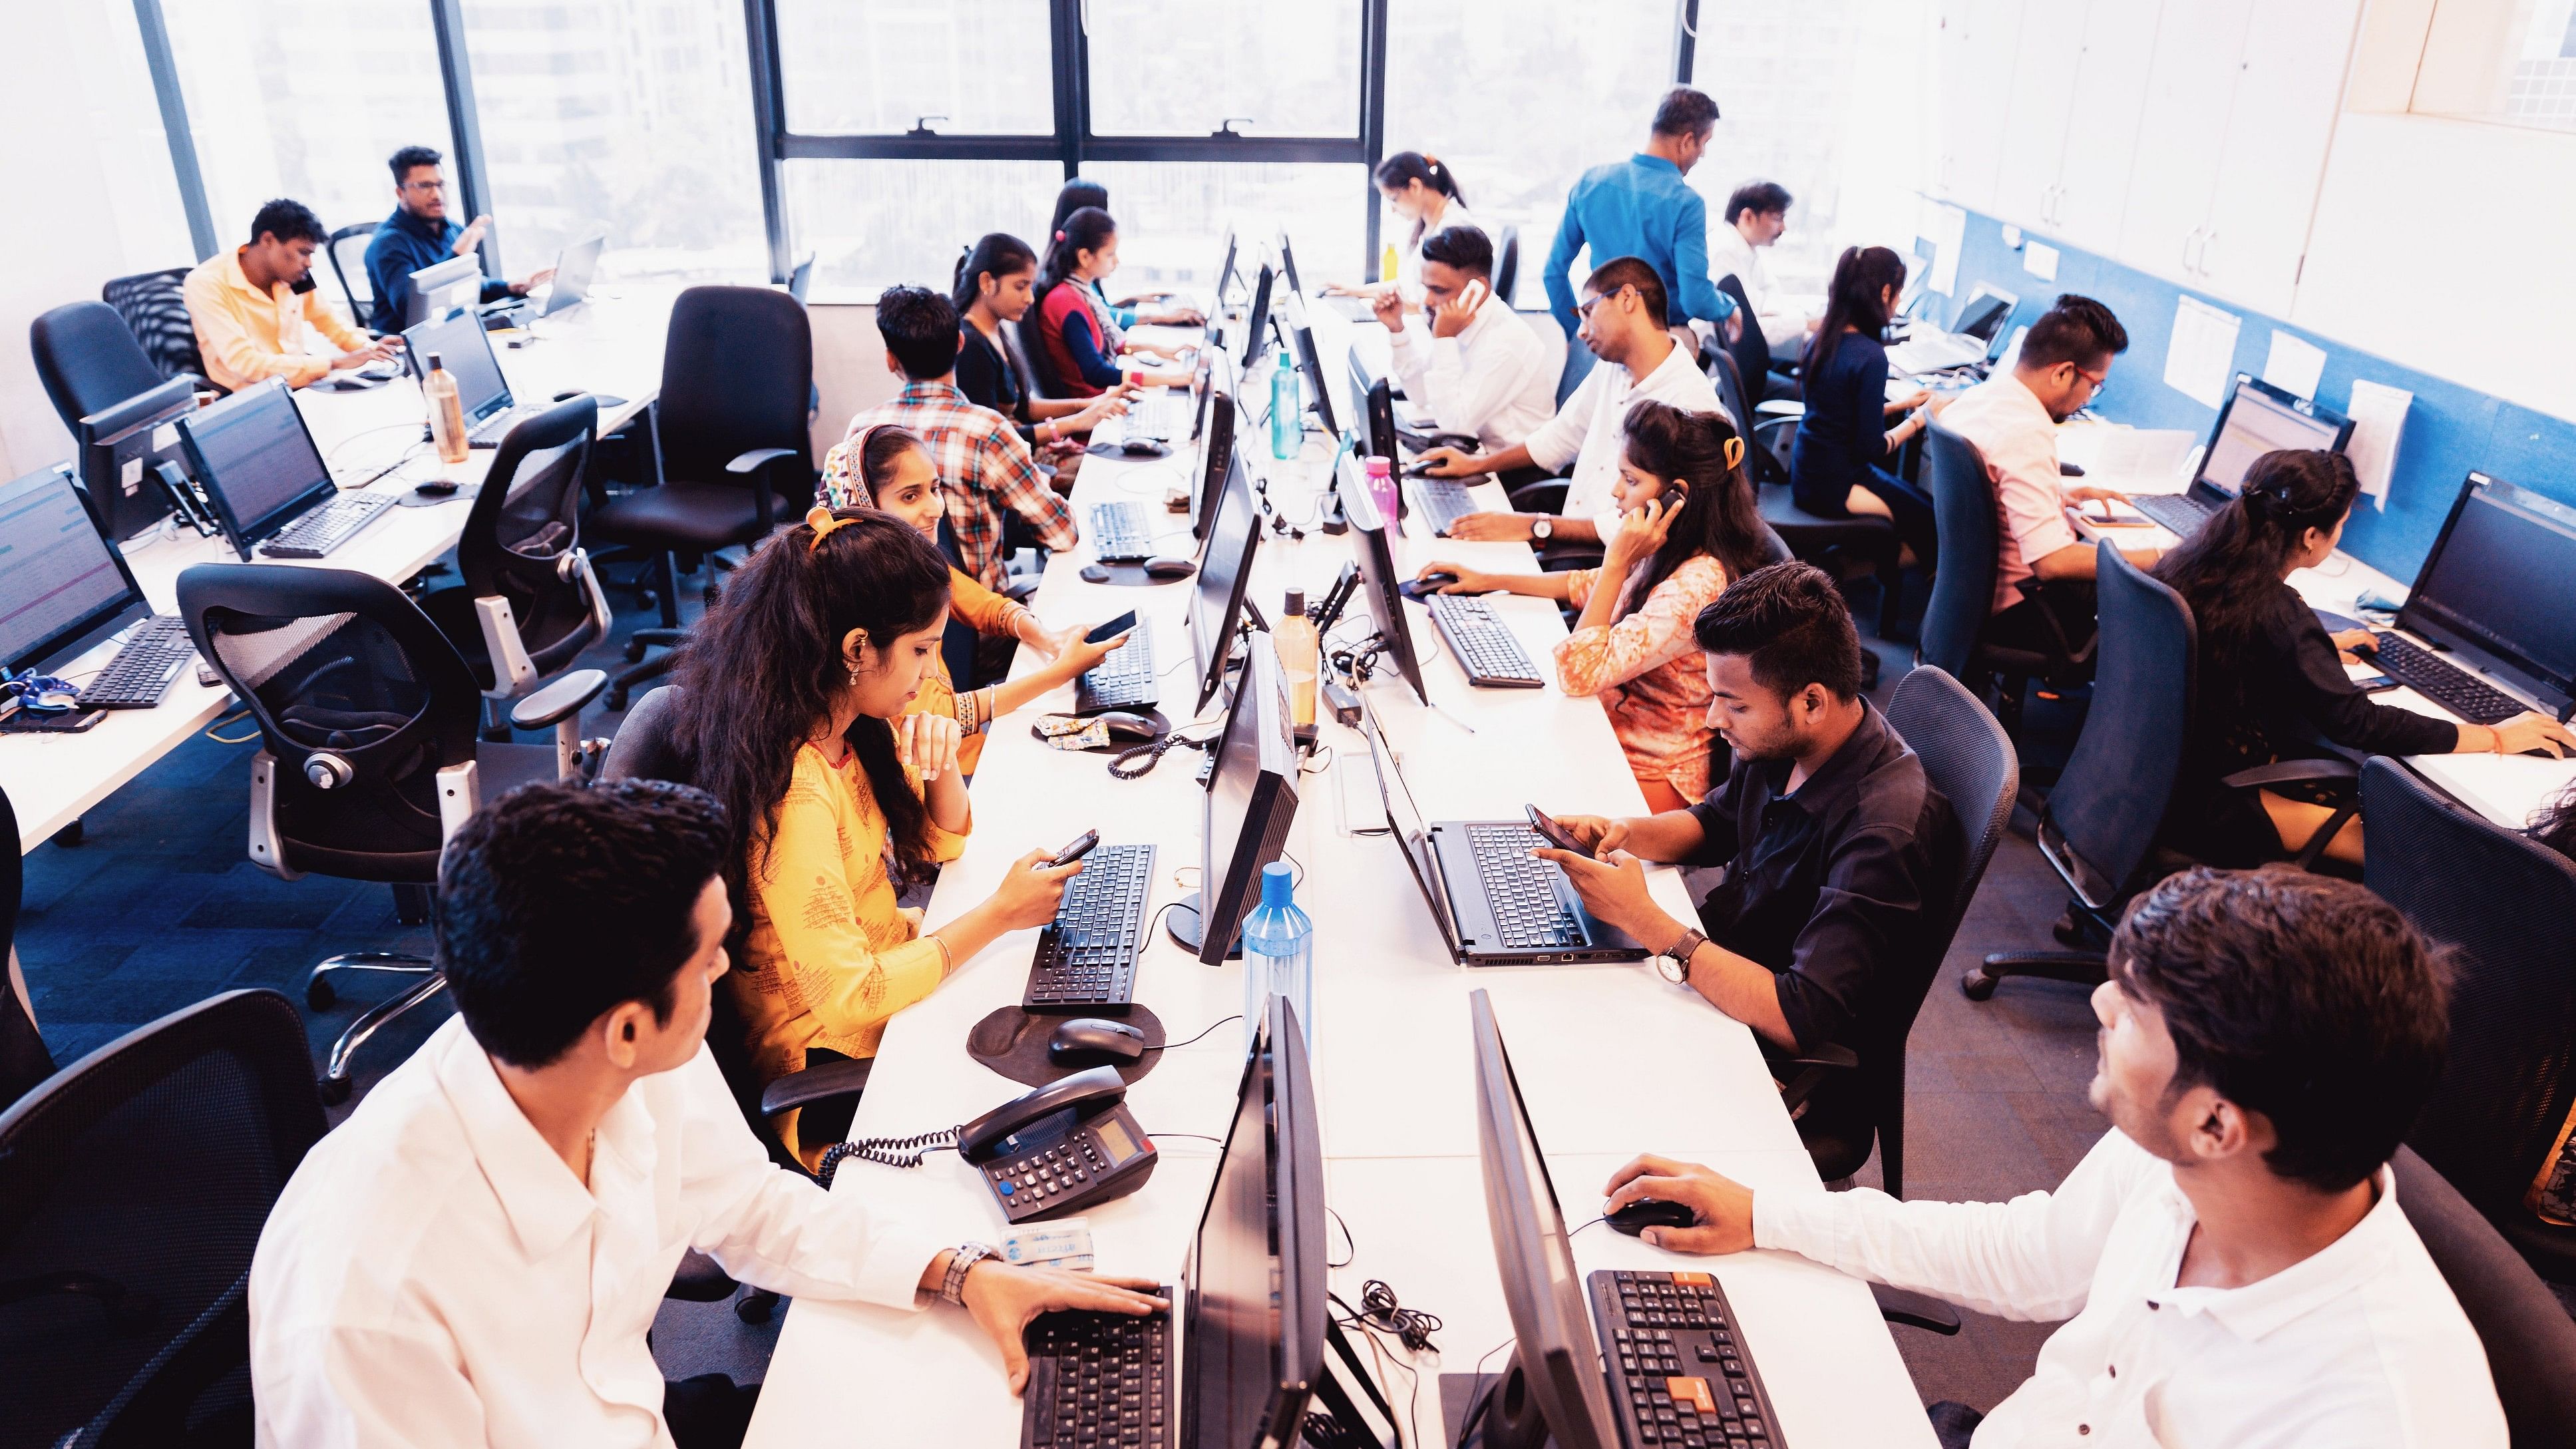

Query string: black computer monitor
2192 374 2353 503
1214 227 1240 308
1275 230 1302 297
1183 992 1326 1447
75 375 195 541
1179 636 1300 963
1237 264 1276 369
1469 988 1623 1449
1284 302 1338 441
405 254 483 327
0 463 156 680
176 380 337 560
1346 457 1429 705
1950 282 2016 343
2397 471 2576 718
1343 352 1400 466
404 310 515 429
1192 381 1240 541
1189 453 1264 712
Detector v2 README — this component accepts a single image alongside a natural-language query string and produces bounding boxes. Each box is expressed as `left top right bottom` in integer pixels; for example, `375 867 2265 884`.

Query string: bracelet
941 1242 996 1305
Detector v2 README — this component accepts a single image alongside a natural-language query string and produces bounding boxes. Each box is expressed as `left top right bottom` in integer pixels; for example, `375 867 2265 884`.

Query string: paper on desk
2344 379 2413 511
2261 330 2327 401
2023 242 2060 282
2163 296 2241 409
2096 429 2198 489
1921 201 1966 296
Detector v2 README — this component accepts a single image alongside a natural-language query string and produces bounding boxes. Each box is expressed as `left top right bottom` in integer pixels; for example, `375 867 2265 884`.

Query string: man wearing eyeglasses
361 144 554 335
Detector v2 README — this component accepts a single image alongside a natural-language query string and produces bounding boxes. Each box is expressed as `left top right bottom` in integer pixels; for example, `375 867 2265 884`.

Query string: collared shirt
250 1016 948 1449
182 248 373 391
1704 221 1806 345
1755 1130 2506 1448
1541 154 1738 337
1383 286 1557 451
841 380 1075 589
362 207 511 334
1392 198 1479 298
1936 373 2078 613
1525 338 1730 520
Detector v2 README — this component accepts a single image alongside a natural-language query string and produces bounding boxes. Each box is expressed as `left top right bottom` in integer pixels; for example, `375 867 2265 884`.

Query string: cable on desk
1453 1335 1518 1449
204 708 260 745
1569 1215 1606 1237
1143 1013 1241 1054
1108 726 1216 781
1328 1206 1356 1270
815 1128 958 1184
1300 743 1337 775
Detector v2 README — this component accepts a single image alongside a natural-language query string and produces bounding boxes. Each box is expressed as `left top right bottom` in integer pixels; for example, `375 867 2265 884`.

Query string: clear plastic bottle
1270 348 1301 461
1276 589 1318 729
1240 861 1314 1052
423 351 468 465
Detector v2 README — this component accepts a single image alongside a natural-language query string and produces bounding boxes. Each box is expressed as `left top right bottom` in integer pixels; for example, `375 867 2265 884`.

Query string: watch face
1531 517 1553 540
1656 954 1687 984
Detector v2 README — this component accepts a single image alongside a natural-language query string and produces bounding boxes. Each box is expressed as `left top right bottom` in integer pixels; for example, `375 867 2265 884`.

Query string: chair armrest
727 446 801 532
509 668 608 731
1753 399 1805 418
2219 758 2360 791
760 1055 876 1118
471 595 540 698
667 1249 740 1303
2008 578 2102 671
1871 1283 1963 1335
1777 1042 1859 1113
2058 462 2086 477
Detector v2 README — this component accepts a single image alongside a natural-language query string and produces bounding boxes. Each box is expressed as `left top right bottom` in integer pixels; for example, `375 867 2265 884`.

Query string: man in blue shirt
1543 87 1740 345
361 145 551 335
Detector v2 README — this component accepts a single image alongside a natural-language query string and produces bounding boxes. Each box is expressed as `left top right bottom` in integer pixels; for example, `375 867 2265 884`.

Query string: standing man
363 144 552 335
1543 87 1740 349
1373 225 1557 455
182 198 397 392
1706 180 1813 350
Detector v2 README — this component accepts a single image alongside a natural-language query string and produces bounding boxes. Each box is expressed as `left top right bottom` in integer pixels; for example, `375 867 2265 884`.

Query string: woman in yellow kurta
668 507 1084 1169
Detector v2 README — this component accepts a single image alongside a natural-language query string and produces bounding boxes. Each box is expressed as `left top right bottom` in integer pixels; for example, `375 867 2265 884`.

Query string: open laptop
1355 699 1646 965
178 381 397 561
538 232 605 318
0 463 197 711
403 310 546 449
2128 373 2353 537
1885 282 2016 375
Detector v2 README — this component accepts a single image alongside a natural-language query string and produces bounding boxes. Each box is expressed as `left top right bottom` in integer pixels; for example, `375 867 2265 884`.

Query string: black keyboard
1593 1269 1784 1449
1090 501 1157 562
2131 492 2215 536
1466 823 1584 949
2364 632 2527 725
258 493 397 559
1025 844 1157 1012
1427 593 1543 688
77 616 195 710
1407 475 1484 536
1075 632 1159 713
1021 1286 1173 1449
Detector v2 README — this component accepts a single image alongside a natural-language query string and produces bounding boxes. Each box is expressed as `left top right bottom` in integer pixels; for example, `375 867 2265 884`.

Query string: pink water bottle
1363 455 1399 530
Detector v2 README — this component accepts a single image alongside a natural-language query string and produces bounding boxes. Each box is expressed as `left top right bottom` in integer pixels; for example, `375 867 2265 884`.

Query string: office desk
4 290 673 853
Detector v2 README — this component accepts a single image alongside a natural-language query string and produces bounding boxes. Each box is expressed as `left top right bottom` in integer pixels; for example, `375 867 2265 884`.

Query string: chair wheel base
1960 968 1998 1001
307 978 336 1010
317 1073 352 1106
737 1288 781 1323
604 686 629 712
52 820 83 847
624 638 649 664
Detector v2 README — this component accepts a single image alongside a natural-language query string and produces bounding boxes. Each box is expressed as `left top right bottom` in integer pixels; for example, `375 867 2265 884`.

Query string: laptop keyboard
1090 501 1157 562
1020 1287 1173 1449
1025 844 1156 1013
467 404 541 448
1075 633 1159 713
260 493 397 559
2131 493 2215 536
1407 475 1483 536
77 616 194 710
2364 632 2528 725
1427 594 1543 688
1466 824 1584 949
1594 1270 1783 1448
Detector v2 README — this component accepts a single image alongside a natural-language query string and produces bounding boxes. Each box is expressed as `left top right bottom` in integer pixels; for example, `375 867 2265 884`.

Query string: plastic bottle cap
1364 455 1392 478
426 352 444 371
1284 589 1305 616
1260 861 1295 907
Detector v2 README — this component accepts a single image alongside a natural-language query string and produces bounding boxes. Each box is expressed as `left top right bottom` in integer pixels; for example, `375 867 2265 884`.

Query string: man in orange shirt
183 198 396 392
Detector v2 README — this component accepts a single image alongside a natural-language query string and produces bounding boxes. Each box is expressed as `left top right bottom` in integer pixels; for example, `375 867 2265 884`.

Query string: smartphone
2352 672 2402 694
1455 278 1490 313
1086 611 1138 644
1047 831 1102 868
1524 805 1586 855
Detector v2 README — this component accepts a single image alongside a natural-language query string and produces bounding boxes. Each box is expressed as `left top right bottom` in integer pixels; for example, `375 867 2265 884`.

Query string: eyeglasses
1574 285 1634 321
2072 365 2110 405
402 178 447 193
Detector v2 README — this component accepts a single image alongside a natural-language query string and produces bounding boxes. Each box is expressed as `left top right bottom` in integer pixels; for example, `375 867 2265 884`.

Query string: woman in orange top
667 509 1081 1168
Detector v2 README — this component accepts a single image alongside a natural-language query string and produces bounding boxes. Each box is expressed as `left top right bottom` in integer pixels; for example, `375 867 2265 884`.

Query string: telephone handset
836 1066 1158 1224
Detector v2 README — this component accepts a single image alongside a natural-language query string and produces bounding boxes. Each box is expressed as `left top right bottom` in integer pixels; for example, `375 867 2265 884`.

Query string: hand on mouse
2472 712 2576 759
987 847 1083 931
1600 1155 1755 1255
1415 562 1497 595
1415 446 1482 480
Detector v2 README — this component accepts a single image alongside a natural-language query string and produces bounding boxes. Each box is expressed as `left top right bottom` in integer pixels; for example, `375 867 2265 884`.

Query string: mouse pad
397 483 480 507
1086 439 1172 460
967 1003 1165 1090
1077 560 1188 588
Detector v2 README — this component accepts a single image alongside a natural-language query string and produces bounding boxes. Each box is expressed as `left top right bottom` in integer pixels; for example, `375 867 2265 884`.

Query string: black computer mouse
1399 572 1457 601
1047 1017 1147 1068
1095 712 1162 743
1142 556 1197 580
1119 437 1169 458
1079 562 1115 583
1605 1199 1698 1237
411 479 461 499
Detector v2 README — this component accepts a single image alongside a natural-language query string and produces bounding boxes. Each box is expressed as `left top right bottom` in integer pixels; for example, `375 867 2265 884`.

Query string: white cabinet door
1991 0 2088 232
1936 0 2026 214
2117 0 2255 283
2196 0 2361 313
2052 0 2165 256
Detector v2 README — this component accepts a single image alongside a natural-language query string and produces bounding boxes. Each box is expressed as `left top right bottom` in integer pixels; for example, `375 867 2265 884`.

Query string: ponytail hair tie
805 505 858 552
1053 229 1066 242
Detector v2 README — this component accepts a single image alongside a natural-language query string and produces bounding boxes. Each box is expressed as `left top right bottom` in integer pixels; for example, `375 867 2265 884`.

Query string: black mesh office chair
325 223 377 328
2389 1146 2576 1440
0 987 325 1448
1716 274 1797 407
1919 420 2094 737
2364 758 2576 1284
0 785 55 1108
1493 224 1521 306
587 287 813 710
178 564 605 1102
30 302 193 439
1015 314 1072 401
1711 350 1902 644
100 268 212 391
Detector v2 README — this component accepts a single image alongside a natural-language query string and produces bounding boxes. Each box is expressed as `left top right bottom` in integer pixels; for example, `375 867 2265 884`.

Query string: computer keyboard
77 615 195 710
1466 824 1584 950
1426 593 1543 688
1075 632 1159 714
1130 393 1191 442
2364 632 2528 725
1090 500 1157 563
258 493 397 559
1024 844 1156 1013
1020 1287 1173 1449
1592 1270 1783 1448
1406 475 1483 536
2131 492 2215 536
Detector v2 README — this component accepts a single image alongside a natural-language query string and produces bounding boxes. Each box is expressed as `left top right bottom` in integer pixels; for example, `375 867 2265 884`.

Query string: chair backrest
1886 665 2020 932
2389 1145 2576 1444
1014 313 1069 401
2044 540 2195 904
599 684 691 784
1493 224 1521 306
1715 273 1770 399
30 302 171 435
1917 420 1998 679
654 286 813 494
0 987 325 1448
1704 345 1753 444
326 223 377 323
100 268 209 387
1555 328 1595 405
2362 757 2576 1220
459 395 603 675
0 784 54 1109
178 563 482 883
998 317 1045 405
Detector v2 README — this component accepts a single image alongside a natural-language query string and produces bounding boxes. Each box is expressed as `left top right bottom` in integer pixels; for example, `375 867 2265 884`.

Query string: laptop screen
2404 473 2576 696
2195 377 2348 500
1356 704 1455 939
180 381 335 540
0 465 142 673
405 311 511 421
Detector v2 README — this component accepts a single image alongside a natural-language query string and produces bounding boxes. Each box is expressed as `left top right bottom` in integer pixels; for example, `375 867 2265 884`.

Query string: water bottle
1270 349 1302 461
1240 861 1314 1051
1363 455 1399 530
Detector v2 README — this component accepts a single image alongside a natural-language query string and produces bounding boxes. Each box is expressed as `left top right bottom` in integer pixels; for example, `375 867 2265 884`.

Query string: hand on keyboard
1045 628 1135 686
2485 712 2576 759
960 1261 1167 1395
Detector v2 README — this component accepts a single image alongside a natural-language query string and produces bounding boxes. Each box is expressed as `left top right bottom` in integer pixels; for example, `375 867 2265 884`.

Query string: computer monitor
1183 636 1300 963
540 232 606 318
405 254 483 327
1191 368 1240 540
1355 699 1460 942
1236 263 1276 370
1280 294 1338 440
1951 282 2016 343
403 311 515 429
1469 988 1623 1449
2191 374 2354 503
0 463 156 681
75 375 194 542
2396 471 2576 718
1189 452 1265 711
1346 459 1429 705
176 379 337 560
1213 227 1240 308
1182 992 1326 1447
1275 230 1303 297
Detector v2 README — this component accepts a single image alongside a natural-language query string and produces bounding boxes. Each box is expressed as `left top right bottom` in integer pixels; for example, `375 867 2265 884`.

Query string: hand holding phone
1048 830 1103 867
1086 612 1139 644
1525 805 1588 855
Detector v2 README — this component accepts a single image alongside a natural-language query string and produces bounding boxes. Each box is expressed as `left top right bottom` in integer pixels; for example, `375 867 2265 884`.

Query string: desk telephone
836 1066 1158 1225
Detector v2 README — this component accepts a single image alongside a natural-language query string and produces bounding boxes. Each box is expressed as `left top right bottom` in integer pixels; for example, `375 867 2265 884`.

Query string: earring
846 662 861 686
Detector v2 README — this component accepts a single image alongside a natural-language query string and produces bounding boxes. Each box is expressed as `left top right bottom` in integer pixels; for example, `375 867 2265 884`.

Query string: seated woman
1789 245 1934 567
821 421 1129 775
1322 151 1477 302
667 508 1082 1169
953 231 1131 454
1033 208 1195 398
2153 449 2575 867
1415 400 1774 811
1047 179 1203 329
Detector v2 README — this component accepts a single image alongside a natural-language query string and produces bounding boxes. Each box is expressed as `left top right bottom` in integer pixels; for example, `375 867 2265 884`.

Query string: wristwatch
1654 927 1709 986
1531 517 1555 541
940 1242 999 1305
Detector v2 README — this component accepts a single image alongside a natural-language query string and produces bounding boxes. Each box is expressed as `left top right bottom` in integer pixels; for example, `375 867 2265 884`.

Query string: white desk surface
5 290 672 853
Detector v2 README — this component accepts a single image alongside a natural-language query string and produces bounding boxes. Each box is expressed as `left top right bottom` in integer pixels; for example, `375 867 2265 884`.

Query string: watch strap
1662 928 1710 982
941 1242 996 1305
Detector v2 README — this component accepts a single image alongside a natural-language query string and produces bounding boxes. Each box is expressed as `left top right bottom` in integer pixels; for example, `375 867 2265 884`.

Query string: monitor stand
1163 891 1244 960
1440 1353 1555 1449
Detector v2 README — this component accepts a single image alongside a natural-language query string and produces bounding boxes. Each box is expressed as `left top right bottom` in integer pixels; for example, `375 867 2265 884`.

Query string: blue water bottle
1240 861 1314 1050
1270 349 1302 460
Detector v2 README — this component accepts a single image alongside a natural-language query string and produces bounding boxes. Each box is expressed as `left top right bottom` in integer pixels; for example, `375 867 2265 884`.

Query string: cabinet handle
2182 228 2199 274
2199 230 2217 278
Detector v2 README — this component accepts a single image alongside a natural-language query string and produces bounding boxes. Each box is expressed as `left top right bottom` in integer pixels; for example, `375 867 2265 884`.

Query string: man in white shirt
1705 180 1813 353
1419 255 1733 548
250 781 1163 1449
1372 224 1555 454
1602 865 2506 1449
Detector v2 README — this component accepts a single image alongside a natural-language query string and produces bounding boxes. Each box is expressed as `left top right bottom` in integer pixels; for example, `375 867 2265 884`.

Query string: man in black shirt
1541 561 1954 1158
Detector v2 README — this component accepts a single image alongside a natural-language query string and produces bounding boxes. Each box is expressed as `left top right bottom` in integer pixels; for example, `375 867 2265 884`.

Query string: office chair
29 302 193 439
1919 420 2093 737
325 223 377 327
100 267 213 391
0 785 55 1108
417 395 614 741
1015 313 1073 401
178 564 606 1102
1712 350 1902 645
586 287 813 710
1553 324 1595 406
0 986 325 1448
2388 1145 2576 1439
2363 757 2576 1284
1493 224 1521 305
1715 274 1797 407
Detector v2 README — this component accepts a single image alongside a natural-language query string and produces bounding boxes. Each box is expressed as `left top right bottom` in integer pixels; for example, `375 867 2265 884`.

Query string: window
62 0 196 268
2416 0 2576 132
1689 0 1865 291
776 0 1055 136
1083 0 1363 138
785 159 1065 296
462 0 767 282
1083 163 1368 292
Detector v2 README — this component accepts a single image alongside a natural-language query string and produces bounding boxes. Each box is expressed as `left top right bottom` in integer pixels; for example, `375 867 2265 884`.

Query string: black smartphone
1048 830 1102 867
1085 612 1138 644
1524 805 1586 854
2352 672 2401 694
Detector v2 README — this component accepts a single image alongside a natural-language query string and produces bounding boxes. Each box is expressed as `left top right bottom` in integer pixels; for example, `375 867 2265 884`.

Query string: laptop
1884 282 2016 375
2127 374 2354 537
403 311 546 449
538 232 605 318
1356 700 1646 966
0 463 197 712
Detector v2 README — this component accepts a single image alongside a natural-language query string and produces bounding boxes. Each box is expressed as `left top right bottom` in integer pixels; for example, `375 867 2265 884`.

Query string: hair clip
805 505 856 551
1723 436 1746 472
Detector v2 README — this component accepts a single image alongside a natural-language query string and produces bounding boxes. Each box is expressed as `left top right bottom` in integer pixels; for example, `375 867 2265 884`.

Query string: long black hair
1033 205 1116 315
952 232 1039 317
1050 178 1109 240
1374 150 1465 246
668 509 954 920
1804 245 1907 373
1615 399 1770 624
2152 449 2360 668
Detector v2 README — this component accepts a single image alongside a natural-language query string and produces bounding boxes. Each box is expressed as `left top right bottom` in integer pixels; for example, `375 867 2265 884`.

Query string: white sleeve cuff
1750 1185 1839 1259
847 1213 954 1312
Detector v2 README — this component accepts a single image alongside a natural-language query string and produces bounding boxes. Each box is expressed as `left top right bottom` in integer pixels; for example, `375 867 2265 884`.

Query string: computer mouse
1047 1017 1148 1068
1095 712 1161 743
1079 562 1115 583
1399 571 1458 602
411 479 461 499
1119 437 1168 458
1142 556 1197 580
1605 1199 1698 1237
